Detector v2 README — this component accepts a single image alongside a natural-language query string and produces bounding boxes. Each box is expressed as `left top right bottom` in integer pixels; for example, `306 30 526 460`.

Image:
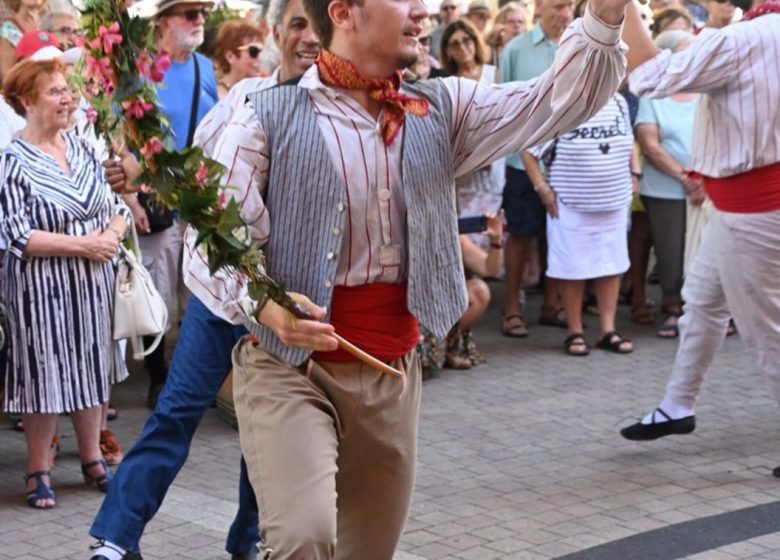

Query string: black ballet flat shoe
620 408 696 441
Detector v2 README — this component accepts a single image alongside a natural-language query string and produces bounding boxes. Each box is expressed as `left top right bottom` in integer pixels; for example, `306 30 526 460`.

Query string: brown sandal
501 313 529 338
539 305 567 328
564 333 589 356
631 302 655 325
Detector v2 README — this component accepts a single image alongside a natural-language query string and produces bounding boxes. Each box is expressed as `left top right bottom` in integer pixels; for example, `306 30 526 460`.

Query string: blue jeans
90 297 259 555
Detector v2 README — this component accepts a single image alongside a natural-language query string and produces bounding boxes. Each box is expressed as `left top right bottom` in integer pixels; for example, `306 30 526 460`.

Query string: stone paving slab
2 285 780 559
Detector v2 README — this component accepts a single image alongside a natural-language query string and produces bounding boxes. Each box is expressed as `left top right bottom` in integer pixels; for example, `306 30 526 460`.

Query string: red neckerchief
742 0 780 20
315 49 430 146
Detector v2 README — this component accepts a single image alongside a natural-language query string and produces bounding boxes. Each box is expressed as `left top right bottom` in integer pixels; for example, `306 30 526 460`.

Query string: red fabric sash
692 162 780 213
313 283 419 364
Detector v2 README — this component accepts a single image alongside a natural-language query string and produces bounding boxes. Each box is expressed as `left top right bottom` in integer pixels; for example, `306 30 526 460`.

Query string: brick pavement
2 285 780 560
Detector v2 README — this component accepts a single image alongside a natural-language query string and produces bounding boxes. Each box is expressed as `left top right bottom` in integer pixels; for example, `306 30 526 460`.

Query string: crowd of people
0 0 777 559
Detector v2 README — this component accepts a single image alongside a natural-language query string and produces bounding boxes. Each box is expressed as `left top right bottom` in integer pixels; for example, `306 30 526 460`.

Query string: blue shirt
155 52 218 151
499 25 558 170
635 96 697 200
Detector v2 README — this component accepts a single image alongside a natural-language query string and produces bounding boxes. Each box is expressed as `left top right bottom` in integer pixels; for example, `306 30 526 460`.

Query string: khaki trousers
232 339 422 560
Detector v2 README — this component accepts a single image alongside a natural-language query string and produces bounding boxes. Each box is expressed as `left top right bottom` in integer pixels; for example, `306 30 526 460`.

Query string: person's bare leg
70 405 108 480
594 275 632 352
22 413 58 507
559 280 585 335
503 235 529 318
461 279 491 330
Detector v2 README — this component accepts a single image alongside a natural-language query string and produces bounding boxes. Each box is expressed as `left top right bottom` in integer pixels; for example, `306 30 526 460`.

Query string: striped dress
0 133 130 414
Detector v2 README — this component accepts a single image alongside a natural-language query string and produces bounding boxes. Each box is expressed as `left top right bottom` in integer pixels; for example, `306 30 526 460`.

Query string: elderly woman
486 2 528 59
213 20 265 99
635 30 699 338
441 19 505 250
0 59 130 508
0 0 47 79
525 93 639 356
40 1 83 49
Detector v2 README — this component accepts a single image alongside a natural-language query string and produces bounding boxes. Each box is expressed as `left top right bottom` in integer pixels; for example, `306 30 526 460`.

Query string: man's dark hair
303 0 363 48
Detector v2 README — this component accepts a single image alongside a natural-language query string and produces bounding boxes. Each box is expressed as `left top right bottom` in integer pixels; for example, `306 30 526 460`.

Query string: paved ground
2 284 780 560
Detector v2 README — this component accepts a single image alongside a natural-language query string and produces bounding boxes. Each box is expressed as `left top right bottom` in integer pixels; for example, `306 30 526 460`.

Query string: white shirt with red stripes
187 8 626 326
629 15 780 178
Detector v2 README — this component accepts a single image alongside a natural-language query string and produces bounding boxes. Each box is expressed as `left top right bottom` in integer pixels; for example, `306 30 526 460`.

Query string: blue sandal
82 459 113 493
25 470 56 509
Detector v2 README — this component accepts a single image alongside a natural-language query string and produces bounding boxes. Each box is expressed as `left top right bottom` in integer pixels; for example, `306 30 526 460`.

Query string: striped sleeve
0 152 33 257
446 7 627 179
629 29 738 98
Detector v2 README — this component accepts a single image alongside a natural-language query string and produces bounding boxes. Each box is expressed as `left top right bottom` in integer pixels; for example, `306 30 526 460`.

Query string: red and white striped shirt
187 9 626 326
629 15 780 178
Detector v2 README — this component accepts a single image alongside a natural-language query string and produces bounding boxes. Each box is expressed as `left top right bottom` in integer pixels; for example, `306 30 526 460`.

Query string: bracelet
490 240 504 249
630 171 643 180
106 226 124 241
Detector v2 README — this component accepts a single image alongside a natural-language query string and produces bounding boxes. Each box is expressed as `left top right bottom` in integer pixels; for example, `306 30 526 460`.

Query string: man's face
49 14 82 49
274 0 321 78
351 0 429 71
159 2 209 53
439 1 460 24
706 0 735 22
538 0 574 38
502 9 527 38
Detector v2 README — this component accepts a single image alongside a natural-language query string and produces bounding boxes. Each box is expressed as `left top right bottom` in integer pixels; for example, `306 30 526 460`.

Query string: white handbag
113 223 168 360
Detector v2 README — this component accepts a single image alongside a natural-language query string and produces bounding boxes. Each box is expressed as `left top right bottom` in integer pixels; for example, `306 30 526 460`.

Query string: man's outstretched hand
103 150 142 194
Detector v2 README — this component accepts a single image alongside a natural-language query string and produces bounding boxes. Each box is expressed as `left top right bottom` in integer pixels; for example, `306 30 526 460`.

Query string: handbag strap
186 54 201 147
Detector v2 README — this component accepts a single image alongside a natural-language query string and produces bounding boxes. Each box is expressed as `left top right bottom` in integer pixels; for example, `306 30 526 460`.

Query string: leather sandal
25 470 56 509
501 313 528 338
564 333 589 356
657 310 683 338
539 305 567 328
595 331 633 354
82 458 113 493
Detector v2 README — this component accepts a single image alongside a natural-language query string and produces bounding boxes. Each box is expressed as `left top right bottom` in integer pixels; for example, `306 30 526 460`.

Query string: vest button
324 280 333 288
378 188 391 202
337 202 345 212
326 251 335 260
332 227 341 236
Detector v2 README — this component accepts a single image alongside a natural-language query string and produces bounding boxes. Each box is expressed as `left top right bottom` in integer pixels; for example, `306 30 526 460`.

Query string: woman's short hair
439 18 488 76
1 58 65 117
213 20 265 74
494 2 528 26
651 7 693 37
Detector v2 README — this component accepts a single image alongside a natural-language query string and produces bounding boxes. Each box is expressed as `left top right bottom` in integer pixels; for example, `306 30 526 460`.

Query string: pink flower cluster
92 22 122 55
140 137 164 160
85 55 115 94
122 98 155 119
136 50 171 83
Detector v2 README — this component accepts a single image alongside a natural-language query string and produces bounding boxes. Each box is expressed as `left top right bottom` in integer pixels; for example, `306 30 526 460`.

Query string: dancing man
619 1 780 472
202 0 637 557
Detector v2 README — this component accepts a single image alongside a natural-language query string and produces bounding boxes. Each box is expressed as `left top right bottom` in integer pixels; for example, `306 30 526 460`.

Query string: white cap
30 45 64 61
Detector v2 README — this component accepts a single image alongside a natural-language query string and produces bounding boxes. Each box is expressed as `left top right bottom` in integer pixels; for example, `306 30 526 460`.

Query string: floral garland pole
77 0 311 319
77 0 403 378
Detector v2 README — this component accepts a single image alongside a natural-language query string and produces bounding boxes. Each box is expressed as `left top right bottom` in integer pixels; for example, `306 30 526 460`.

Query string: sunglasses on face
169 7 210 22
53 26 83 36
447 36 474 49
237 44 263 58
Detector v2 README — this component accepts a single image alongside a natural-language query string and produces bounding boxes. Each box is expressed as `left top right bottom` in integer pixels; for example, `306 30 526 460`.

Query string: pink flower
85 55 112 82
91 22 123 55
140 137 164 160
85 106 98 124
122 98 155 119
195 161 208 184
149 51 171 83
135 50 153 77
217 192 227 209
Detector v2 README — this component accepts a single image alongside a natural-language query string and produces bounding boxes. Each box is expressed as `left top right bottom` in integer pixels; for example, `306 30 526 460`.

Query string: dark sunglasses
447 36 474 49
169 7 210 22
237 44 262 58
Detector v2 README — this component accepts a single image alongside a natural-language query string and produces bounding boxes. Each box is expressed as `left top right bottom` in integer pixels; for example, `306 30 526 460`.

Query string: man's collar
530 24 548 45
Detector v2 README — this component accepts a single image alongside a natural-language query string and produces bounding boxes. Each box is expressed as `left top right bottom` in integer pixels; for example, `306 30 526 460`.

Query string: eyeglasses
447 36 474 49
237 44 263 58
169 7 210 22
45 87 72 98
53 26 83 36
419 36 432 46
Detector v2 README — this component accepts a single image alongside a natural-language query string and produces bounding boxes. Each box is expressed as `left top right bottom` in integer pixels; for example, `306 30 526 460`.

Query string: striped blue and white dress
0 133 130 414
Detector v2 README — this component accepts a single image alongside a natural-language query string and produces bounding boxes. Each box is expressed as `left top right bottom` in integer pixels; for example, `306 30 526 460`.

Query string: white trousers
665 208 780 409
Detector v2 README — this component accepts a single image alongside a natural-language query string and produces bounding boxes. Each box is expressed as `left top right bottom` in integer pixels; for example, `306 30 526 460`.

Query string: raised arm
449 7 627 178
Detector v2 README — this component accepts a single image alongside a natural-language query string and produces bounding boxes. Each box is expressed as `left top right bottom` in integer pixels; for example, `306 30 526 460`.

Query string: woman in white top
441 19 505 251
525 94 640 356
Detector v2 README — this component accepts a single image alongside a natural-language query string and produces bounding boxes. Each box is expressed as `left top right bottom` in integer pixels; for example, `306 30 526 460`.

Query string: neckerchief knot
315 49 430 146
